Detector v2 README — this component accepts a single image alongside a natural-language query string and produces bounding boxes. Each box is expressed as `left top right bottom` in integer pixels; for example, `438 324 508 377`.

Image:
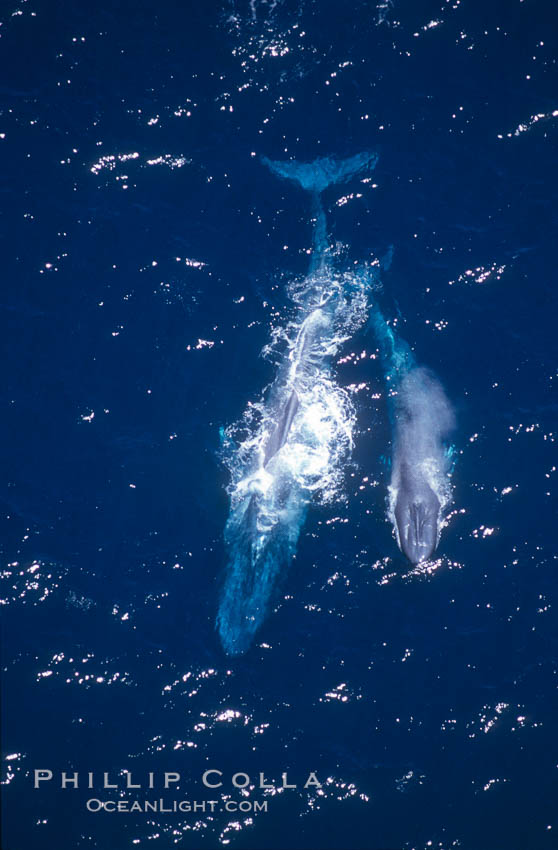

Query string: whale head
394 482 440 564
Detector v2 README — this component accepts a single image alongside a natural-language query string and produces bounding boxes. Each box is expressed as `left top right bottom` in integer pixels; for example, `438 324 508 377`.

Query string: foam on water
218 264 377 654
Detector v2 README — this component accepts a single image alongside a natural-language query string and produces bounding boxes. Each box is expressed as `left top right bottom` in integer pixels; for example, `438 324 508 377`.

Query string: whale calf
370 310 456 563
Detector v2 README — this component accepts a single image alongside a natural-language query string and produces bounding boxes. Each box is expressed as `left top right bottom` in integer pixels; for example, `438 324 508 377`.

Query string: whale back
263 390 300 467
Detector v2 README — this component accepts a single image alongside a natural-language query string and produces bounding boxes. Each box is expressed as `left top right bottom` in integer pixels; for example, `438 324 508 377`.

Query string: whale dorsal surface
263 390 300 466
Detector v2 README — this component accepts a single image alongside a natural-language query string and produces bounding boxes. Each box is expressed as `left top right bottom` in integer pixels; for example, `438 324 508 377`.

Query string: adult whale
217 152 377 655
370 306 456 563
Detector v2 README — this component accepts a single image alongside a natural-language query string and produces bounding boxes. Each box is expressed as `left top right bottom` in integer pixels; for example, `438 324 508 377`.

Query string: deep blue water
1 1 557 848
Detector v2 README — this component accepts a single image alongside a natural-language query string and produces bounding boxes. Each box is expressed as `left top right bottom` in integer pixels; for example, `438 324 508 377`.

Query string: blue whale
370 309 456 563
217 153 378 654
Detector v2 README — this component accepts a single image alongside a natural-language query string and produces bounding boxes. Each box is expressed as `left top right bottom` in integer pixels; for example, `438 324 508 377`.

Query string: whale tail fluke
262 151 378 195
262 152 378 264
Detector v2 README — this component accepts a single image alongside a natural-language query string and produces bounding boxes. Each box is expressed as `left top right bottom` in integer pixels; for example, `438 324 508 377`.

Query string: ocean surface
1 1 557 848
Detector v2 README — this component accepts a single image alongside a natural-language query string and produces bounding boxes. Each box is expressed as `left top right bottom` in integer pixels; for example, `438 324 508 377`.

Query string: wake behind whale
217 153 377 655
